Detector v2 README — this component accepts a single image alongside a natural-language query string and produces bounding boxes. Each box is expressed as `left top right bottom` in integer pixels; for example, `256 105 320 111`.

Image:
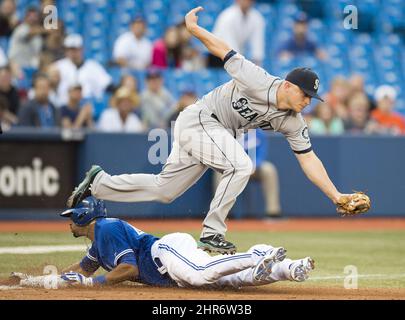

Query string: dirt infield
1 217 405 232
1 284 405 300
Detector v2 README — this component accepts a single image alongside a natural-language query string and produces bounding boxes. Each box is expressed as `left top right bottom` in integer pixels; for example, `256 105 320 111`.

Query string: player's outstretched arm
295 150 342 204
61 263 138 287
185 6 232 61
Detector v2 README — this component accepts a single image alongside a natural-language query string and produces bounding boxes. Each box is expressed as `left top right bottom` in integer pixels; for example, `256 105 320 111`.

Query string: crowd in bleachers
0 0 405 135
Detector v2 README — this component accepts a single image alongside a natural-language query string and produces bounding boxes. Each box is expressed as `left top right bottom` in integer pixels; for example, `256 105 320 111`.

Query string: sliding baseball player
12 197 315 289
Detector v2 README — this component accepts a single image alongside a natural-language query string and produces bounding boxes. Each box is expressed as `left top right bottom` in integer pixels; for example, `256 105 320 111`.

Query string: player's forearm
296 151 341 203
185 7 231 60
189 25 231 60
101 264 138 285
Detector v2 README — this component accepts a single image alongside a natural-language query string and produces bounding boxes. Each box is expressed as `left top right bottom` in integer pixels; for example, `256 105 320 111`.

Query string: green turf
1 230 404 289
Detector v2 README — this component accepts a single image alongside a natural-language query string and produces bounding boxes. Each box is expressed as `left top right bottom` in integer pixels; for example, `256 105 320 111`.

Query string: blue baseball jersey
79 218 176 287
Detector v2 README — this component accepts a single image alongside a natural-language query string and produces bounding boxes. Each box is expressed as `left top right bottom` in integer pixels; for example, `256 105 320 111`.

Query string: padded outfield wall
0 130 404 219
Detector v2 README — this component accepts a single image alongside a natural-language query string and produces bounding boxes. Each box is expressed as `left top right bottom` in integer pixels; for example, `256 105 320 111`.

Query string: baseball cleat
66 165 103 208
198 234 237 255
253 247 287 282
289 257 315 282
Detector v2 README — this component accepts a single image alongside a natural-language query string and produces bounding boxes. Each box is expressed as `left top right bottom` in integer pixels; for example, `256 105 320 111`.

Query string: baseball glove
336 192 371 216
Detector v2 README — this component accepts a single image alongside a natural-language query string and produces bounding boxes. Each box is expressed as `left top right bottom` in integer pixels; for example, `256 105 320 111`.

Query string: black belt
211 113 219 121
154 257 163 268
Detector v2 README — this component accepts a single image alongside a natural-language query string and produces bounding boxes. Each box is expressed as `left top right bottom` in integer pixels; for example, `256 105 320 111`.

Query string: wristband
92 275 107 285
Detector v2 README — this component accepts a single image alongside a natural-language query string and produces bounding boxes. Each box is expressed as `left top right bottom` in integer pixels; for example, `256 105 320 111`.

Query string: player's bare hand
185 6 204 32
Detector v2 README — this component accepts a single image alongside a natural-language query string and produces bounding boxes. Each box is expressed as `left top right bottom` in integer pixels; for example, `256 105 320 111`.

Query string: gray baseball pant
91 104 253 238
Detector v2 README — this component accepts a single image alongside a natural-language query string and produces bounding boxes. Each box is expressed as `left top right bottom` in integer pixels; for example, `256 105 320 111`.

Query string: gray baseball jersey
198 52 312 153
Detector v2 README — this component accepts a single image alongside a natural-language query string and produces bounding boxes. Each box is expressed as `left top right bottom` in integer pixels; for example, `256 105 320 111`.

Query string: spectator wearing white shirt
113 16 152 70
98 86 144 133
8 7 45 69
208 0 265 68
53 34 112 107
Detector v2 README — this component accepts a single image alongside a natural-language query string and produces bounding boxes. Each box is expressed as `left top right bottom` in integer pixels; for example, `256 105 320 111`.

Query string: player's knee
234 157 254 177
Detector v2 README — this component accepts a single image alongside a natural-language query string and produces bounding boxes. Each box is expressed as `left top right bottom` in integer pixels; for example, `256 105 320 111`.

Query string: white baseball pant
150 232 294 288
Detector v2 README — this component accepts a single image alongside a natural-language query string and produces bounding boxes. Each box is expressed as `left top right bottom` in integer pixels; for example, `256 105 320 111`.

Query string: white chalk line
309 274 405 281
0 285 23 291
0 245 87 254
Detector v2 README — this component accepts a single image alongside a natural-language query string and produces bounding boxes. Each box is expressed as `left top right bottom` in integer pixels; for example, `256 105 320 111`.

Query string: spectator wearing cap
140 69 176 130
370 85 405 135
18 74 60 128
110 74 141 114
53 33 112 107
60 83 94 129
208 0 265 68
0 65 20 116
98 86 143 133
8 6 45 69
113 16 152 70
278 12 327 62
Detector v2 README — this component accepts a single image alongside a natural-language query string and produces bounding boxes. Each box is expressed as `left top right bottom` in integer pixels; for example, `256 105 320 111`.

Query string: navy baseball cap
285 67 324 101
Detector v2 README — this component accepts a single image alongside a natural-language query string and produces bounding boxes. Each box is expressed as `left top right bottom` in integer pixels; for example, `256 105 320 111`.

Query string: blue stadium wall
1 132 404 219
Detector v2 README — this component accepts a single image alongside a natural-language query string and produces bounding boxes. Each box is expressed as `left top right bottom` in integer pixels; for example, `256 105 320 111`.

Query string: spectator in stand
167 90 197 126
53 34 112 107
60 83 93 129
8 6 45 69
0 94 17 131
0 0 19 37
44 63 61 107
348 74 372 108
323 76 351 120
208 0 265 68
177 22 205 71
113 16 152 70
151 25 182 68
39 19 65 70
309 102 344 135
278 12 327 62
18 74 59 128
140 69 176 130
98 86 143 133
110 74 141 114
370 85 405 135
344 92 376 134
0 65 19 116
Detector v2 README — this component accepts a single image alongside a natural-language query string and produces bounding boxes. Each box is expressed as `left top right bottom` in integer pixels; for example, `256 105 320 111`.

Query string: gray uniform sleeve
278 112 312 153
224 52 278 97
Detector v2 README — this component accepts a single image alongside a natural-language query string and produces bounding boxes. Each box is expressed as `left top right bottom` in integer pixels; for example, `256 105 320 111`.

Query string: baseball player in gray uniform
67 7 356 254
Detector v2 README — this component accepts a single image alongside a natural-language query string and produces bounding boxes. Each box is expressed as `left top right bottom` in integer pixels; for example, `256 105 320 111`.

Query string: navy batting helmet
60 196 107 226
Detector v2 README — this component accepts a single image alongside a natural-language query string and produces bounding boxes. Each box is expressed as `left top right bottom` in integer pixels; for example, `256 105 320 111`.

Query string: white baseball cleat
289 257 315 282
253 247 287 282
